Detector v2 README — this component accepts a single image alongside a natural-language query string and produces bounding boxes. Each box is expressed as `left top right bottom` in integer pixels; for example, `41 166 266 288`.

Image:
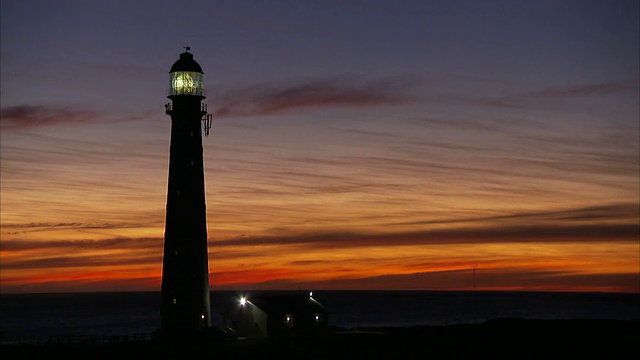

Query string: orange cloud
210 222 639 249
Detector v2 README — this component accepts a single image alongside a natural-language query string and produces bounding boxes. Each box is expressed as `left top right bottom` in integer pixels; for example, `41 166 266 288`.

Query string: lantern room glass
169 71 204 96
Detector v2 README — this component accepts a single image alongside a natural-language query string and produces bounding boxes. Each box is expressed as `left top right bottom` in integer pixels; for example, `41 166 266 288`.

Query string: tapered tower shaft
160 51 211 335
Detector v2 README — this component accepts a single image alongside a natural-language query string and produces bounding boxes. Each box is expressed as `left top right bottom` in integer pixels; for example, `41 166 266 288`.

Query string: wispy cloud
210 223 638 249
1 237 162 253
210 76 416 118
5 202 635 255
0 105 155 129
1 251 162 270
473 80 638 108
208 202 639 249
211 267 639 292
398 203 640 227
0 105 96 129
1 220 163 237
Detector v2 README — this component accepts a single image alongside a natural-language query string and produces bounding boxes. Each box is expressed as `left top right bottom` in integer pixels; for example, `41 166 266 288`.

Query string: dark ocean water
1 290 638 344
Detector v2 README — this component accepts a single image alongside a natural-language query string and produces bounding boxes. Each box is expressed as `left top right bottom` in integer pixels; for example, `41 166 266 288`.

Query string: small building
221 292 330 338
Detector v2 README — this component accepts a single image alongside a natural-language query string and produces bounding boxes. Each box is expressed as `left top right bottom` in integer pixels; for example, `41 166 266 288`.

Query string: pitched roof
247 294 329 315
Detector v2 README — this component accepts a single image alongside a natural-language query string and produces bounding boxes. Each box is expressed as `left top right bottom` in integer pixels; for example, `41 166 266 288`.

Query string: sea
1 290 639 345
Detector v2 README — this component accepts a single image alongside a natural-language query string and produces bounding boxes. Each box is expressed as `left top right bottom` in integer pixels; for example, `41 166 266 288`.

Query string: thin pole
473 264 477 291
473 264 478 324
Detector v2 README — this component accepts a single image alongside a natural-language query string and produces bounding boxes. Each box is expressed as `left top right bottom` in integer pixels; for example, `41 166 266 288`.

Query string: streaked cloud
0 105 155 129
1 237 162 252
0 105 95 129
210 76 416 118
526 81 638 99
1 251 162 270
6 200 635 253
211 223 638 249
472 80 638 108
212 267 639 293
397 203 640 227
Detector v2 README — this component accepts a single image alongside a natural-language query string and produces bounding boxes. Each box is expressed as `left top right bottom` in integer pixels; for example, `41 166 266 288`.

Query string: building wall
222 298 330 338
266 309 329 337
223 303 268 338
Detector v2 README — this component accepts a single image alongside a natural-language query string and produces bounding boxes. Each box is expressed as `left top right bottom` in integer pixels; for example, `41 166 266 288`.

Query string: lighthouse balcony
165 102 208 115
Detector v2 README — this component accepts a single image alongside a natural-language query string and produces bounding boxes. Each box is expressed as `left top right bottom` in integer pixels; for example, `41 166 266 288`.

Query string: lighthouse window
190 160 194 166
190 131 194 137
177 190 180 195
284 314 294 327
173 298 177 304
170 71 203 96
174 250 178 256
172 72 195 94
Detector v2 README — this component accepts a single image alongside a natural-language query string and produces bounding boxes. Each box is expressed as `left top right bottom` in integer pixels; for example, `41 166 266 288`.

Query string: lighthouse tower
160 49 213 338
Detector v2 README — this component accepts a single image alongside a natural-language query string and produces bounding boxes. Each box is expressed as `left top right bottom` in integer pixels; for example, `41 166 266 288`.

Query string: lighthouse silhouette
159 49 213 340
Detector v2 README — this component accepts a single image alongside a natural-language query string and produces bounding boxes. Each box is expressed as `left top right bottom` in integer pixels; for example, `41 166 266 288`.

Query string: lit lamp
168 52 204 96
171 72 202 95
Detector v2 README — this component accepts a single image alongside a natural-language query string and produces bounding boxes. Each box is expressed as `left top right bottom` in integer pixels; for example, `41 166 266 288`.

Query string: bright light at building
284 314 294 327
315 315 320 320
240 297 246 306
309 291 313 297
201 314 205 319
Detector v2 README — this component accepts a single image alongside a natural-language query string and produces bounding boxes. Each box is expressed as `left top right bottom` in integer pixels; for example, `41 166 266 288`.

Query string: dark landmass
2 318 639 359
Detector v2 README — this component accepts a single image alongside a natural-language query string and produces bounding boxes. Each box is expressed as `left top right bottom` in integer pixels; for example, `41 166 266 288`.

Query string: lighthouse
160 49 213 338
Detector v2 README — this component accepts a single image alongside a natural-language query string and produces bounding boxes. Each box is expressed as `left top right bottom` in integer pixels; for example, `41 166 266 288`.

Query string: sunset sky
1 0 638 294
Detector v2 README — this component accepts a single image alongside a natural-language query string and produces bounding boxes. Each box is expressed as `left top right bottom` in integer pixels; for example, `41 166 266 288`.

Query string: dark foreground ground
2 318 639 359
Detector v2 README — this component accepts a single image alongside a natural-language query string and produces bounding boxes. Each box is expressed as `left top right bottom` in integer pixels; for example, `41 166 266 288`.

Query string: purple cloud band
0 105 94 129
210 77 416 118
